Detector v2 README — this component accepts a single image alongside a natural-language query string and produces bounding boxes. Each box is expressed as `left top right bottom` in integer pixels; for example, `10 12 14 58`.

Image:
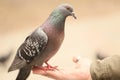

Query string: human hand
32 56 92 80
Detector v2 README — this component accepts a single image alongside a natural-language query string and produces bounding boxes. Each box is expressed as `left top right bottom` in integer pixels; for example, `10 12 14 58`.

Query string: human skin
32 56 92 80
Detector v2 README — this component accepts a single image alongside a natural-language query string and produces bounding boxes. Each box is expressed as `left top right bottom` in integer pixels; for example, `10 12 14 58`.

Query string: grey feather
16 66 32 80
8 56 26 72
8 28 48 72
8 4 76 80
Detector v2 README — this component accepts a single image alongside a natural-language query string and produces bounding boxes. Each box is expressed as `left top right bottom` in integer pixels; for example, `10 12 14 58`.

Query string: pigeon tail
8 56 26 72
16 66 32 80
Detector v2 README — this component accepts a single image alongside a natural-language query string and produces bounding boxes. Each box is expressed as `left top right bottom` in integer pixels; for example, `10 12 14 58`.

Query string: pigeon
8 3 76 80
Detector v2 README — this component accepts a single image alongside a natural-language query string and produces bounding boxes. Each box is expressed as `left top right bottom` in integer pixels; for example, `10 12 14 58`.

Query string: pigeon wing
8 28 48 72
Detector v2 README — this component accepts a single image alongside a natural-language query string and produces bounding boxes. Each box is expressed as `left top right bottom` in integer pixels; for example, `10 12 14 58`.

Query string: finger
43 70 64 79
72 56 83 69
32 67 66 80
32 68 45 74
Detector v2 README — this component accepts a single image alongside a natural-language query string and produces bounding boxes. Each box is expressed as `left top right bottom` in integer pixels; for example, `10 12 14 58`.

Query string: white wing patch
18 50 26 61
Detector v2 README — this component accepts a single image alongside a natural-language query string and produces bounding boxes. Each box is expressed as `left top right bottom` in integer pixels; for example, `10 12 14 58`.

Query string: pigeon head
57 4 77 19
44 4 76 28
49 4 76 21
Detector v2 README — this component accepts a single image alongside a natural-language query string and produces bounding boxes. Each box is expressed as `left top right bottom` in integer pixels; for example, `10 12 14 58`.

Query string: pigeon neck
46 11 66 30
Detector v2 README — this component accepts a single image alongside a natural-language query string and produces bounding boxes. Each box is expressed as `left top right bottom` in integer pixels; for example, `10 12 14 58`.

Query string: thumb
73 56 82 68
72 56 92 68
73 56 81 63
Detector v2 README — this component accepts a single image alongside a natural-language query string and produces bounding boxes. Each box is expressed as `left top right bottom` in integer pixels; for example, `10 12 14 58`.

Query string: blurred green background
0 0 120 80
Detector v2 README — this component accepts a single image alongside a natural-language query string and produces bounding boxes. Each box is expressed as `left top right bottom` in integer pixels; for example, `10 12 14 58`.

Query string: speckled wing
8 28 48 71
18 29 48 63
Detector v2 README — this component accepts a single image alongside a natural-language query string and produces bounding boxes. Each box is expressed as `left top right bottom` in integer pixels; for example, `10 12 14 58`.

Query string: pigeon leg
45 61 58 70
33 62 58 71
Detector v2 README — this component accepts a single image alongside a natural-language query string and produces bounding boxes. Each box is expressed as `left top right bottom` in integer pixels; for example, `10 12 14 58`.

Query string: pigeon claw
45 61 58 71
33 61 58 71
33 65 58 72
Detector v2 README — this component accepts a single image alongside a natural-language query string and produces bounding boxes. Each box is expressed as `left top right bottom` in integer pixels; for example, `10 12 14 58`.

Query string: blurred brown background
0 0 120 80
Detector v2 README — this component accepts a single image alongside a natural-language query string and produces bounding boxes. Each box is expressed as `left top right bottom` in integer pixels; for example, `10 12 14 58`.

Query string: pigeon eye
66 7 70 11
66 7 72 12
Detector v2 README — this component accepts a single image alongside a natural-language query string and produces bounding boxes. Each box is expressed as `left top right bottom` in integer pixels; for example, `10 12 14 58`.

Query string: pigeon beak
71 12 77 19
